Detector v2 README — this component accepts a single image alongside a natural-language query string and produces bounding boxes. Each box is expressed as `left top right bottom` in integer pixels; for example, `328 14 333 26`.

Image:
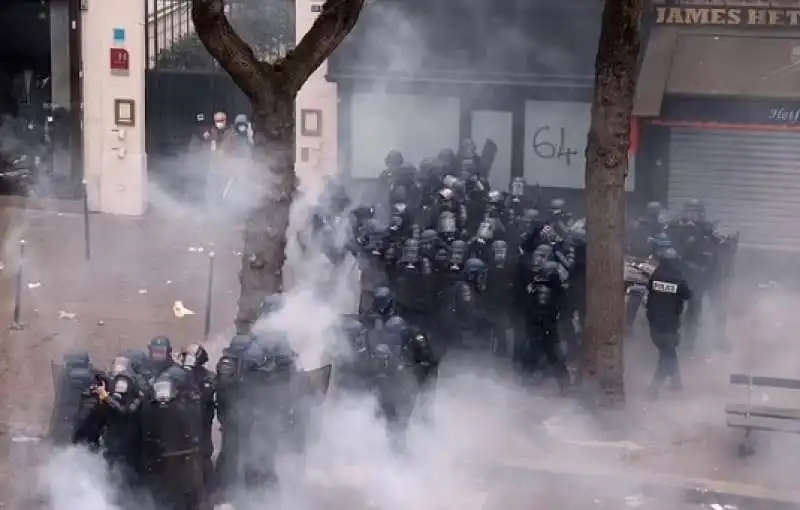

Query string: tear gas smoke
39 446 121 510
10 3 800 510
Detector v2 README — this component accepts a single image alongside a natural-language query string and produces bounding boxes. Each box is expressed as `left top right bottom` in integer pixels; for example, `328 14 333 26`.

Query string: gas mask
449 240 466 268
389 214 404 232
510 178 525 199
477 220 494 244
492 240 508 265
438 212 457 238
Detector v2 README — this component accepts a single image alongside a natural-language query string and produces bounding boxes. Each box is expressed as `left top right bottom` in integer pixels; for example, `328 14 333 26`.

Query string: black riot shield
49 362 103 446
141 398 204 498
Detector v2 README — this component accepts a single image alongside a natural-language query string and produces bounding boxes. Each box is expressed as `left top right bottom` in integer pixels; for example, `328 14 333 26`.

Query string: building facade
295 0 339 187
81 0 147 215
316 0 644 213
635 0 800 251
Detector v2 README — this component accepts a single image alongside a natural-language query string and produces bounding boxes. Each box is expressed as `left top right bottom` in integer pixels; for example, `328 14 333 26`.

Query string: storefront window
523 99 635 190
349 92 460 179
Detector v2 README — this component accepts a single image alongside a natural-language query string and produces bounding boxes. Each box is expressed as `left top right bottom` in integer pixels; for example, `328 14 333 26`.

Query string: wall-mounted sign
109 48 129 72
113 28 125 43
653 0 800 27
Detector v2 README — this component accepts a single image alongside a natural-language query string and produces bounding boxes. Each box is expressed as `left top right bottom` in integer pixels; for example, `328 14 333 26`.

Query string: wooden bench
726 373 800 457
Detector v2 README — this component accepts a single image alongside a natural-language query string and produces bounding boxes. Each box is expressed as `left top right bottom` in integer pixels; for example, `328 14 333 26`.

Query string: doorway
0 0 82 198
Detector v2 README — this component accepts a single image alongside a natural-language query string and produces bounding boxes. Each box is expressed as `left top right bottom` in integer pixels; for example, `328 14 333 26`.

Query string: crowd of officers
312 143 739 399
45 141 740 510
48 328 322 510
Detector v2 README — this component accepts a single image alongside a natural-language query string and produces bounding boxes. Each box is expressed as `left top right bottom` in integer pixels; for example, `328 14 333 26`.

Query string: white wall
523 100 635 190
82 0 147 215
471 110 513 191
349 93 460 178
295 0 338 189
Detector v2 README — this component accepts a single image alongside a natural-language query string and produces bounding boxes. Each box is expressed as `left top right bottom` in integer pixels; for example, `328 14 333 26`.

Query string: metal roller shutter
668 127 800 252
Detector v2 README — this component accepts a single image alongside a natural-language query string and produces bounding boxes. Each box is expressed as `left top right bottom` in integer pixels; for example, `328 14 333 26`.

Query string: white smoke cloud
22 3 800 510
39 447 122 510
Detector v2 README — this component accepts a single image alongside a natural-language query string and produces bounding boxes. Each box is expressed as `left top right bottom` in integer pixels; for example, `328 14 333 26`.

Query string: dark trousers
649 326 681 386
625 287 645 330
526 320 569 385
683 291 703 351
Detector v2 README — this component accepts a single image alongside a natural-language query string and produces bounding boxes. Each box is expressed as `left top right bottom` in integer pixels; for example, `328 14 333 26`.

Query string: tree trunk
581 0 643 407
235 92 297 333
191 0 366 334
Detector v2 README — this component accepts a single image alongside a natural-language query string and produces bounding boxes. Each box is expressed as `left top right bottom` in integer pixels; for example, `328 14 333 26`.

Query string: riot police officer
645 248 692 399
214 334 252 498
49 351 104 447
667 199 715 351
146 336 178 379
485 240 515 357
445 257 490 351
142 365 207 510
522 245 570 391
180 344 216 495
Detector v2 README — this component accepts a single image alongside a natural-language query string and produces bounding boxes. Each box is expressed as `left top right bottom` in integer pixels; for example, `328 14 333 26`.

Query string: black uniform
522 248 570 390
98 368 146 488
179 344 216 496
214 336 252 498
645 249 691 398
141 366 206 510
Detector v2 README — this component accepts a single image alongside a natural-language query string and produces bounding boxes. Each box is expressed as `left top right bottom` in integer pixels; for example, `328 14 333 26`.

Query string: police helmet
372 286 395 314
148 336 172 361
123 349 149 373
646 201 662 215
385 150 404 167
659 247 679 261
229 334 254 353
384 316 408 336
463 257 487 281
549 198 566 212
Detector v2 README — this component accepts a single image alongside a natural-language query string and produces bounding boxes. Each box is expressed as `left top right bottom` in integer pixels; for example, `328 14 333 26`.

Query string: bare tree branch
280 0 366 92
191 0 282 101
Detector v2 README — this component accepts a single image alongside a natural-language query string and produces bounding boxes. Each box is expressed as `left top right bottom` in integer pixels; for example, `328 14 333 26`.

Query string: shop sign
660 97 800 125
654 0 800 27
